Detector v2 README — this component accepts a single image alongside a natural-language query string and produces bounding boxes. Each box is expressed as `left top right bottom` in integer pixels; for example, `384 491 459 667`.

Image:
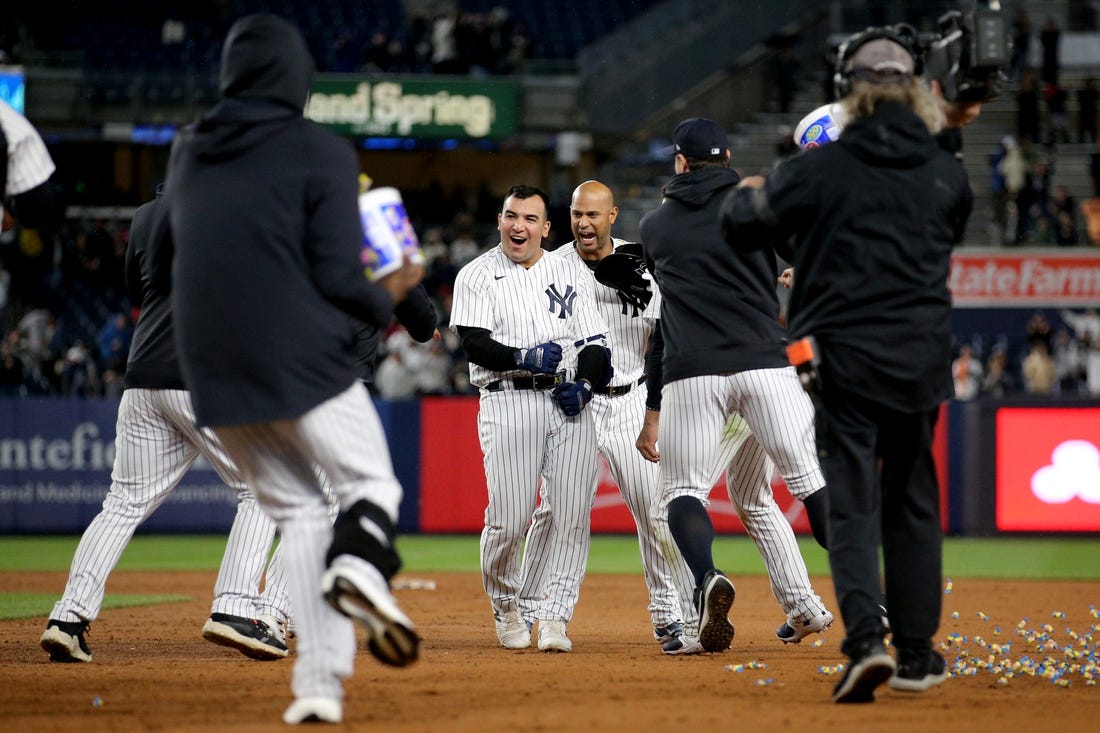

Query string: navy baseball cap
661 117 730 158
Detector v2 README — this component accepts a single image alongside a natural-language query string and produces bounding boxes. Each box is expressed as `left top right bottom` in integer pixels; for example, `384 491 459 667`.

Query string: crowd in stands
990 11 1100 248
952 309 1100 401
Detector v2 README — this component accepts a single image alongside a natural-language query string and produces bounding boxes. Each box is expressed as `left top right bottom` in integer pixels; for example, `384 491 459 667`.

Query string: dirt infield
2 570 1097 732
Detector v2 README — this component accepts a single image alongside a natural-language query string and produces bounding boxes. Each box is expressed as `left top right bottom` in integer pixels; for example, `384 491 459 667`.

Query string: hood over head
219 13 314 111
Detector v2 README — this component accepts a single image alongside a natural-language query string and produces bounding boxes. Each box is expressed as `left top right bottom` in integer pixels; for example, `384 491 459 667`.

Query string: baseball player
154 14 423 725
1 98 61 230
638 117 832 654
519 180 697 647
449 184 610 653
40 188 289 664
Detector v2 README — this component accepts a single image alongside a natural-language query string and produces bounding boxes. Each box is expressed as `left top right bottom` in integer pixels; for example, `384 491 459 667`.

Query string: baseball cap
661 117 730 158
846 37 915 77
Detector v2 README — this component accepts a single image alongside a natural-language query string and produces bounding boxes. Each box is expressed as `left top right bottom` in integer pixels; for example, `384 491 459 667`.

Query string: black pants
815 386 942 660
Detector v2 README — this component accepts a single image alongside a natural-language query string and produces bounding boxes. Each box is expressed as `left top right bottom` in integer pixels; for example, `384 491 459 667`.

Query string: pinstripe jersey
451 245 608 385
549 238 659 387
0 100 55 196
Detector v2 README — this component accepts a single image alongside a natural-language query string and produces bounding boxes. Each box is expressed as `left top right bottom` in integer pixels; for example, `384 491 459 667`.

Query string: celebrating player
449 184 610 653
638 117 832 655
518 180 697 649
152 14 424 724
39 186 289 665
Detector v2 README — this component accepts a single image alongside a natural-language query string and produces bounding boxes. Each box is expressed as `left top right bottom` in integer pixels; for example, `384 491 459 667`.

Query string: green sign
306 78 519 139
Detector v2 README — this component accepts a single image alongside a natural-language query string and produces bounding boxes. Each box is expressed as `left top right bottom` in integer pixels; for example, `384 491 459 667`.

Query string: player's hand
516 342 562 374
737 175 766 189
377 255 425 303
635 409 660 463
778 267 794 288
551 380 592 417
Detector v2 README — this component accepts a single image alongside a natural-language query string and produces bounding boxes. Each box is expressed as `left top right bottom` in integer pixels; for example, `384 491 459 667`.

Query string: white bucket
358 186 423 280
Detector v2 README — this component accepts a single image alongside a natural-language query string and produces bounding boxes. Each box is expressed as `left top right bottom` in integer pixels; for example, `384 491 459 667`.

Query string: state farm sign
950 252 1100 306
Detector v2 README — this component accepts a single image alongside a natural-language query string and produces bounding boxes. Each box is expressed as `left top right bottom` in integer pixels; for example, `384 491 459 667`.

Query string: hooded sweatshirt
721 100 973 412
152 13 395 426
639 165 789 384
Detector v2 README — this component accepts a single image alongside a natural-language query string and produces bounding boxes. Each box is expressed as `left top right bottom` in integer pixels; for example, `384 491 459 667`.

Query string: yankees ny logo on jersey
546 283 577 319
615 291 643 318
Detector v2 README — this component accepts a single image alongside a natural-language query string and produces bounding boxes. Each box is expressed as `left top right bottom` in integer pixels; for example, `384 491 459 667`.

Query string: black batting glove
551 380 593 417
515 342 563 374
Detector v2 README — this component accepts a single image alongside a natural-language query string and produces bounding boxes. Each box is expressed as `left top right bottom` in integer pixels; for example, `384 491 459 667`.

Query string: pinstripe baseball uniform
521 239 696 632
42 195 288 663
639 121 832 650
0 99 55 198
450 244 608 626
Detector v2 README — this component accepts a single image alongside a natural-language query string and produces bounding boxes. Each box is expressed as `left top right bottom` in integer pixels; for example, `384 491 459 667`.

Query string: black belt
484 374 564 392
592 375 646 397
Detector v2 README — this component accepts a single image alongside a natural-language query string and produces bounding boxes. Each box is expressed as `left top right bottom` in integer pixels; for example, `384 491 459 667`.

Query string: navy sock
667 496 715 587
802 488 829 550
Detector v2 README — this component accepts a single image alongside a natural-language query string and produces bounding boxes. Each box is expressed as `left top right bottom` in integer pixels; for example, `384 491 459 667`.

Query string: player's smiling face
570 183 618 261
498 194 550 268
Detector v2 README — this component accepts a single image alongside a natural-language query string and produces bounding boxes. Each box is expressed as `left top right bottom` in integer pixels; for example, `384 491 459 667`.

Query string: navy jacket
151 14 396 426
639 165 789 384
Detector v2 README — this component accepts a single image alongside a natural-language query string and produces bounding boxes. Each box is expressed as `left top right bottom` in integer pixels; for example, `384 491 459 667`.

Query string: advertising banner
306 78 519 139
950 251 1100 307
995 407 1100 532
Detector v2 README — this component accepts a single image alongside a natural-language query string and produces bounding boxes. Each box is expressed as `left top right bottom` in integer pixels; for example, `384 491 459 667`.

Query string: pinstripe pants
659 370 828 620
520 385 697 629
477 387 597 622
50 388 277 624
214 382 402 701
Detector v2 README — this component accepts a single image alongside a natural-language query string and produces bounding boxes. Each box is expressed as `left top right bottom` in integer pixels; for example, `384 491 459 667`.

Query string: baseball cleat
40 619 92 663
662 634 705 655
537 619 572 652
696 569 735 653
832 640 896 703
889 650 947 691
653 621 686 644
322 554 420 667
283 696 342 724
202 613 289 660
493 609 532 649
776 609 835 644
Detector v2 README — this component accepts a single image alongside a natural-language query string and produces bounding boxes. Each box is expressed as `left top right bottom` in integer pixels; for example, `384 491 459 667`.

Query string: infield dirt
2 570 1097 731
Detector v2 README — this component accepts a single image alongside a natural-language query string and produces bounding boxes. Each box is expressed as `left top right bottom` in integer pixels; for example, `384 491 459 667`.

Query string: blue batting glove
516 342 562 374
551 380 593 417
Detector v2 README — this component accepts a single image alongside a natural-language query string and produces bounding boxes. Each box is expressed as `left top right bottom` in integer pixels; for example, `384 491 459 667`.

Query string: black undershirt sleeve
575 344 610 386
644 320 664 411
456 326 519 371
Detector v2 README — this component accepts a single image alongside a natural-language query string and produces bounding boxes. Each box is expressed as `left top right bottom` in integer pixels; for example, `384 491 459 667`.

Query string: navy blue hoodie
152 14 396 426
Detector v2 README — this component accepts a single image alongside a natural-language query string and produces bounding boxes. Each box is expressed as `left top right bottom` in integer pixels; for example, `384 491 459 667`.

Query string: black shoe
832 640 895 703
695 569 735 653
40 619 92 662
890 649 947 691
202 613 289 660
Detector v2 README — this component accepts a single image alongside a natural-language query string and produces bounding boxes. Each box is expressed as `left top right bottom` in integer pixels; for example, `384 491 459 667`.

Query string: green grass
3 534 1097 621
3 534 1098 578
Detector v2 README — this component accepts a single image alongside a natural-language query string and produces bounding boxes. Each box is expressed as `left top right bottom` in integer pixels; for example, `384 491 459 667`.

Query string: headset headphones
832 23 923 99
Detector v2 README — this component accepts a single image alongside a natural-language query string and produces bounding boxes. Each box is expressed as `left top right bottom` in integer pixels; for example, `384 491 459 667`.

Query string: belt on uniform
592 375 646 397
484 374 564 392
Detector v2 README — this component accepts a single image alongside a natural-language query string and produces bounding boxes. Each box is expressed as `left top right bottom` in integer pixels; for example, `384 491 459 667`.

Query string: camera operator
720 28 974 704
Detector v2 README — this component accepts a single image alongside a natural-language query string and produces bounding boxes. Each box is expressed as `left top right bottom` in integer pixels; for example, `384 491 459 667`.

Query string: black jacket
639 165 788 384
123 195 186 390
721 101 973 412
152 14 396 426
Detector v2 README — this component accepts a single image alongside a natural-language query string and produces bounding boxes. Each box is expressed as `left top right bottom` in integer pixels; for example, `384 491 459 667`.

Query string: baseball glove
594 242 652 311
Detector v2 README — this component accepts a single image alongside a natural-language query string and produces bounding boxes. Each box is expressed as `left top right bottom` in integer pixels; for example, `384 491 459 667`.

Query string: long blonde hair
841 78 946 135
